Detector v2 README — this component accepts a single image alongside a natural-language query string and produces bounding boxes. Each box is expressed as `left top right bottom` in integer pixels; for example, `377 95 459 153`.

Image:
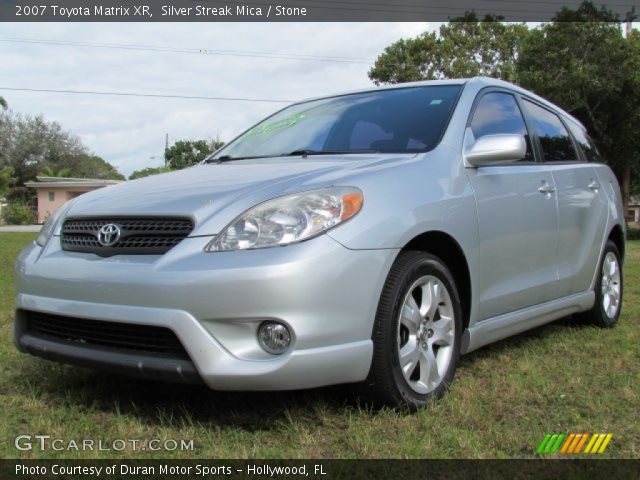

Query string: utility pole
164 133 169 167
621 7 636 218
625 6 636 38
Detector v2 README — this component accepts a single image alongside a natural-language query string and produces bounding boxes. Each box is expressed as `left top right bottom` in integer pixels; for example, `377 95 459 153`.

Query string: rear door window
522 99 578 162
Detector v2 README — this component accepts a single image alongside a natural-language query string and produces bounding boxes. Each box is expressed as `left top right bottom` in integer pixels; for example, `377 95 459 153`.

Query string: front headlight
205 186 363 252
35 202 71 247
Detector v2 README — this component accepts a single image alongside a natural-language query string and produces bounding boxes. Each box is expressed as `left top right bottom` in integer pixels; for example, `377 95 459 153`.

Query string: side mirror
464 133 527 167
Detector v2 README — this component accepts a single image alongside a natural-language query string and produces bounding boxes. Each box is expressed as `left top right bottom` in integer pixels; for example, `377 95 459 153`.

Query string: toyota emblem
97 223 121 247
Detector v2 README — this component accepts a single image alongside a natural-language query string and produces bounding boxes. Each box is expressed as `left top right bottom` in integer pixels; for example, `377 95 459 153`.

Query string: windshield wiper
205 154 276 164
284 149 378 157
205 155 232 163
205 149 378 164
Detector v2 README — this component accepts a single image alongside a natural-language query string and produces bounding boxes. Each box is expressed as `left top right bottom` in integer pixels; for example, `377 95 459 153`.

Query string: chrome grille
61 217 194 256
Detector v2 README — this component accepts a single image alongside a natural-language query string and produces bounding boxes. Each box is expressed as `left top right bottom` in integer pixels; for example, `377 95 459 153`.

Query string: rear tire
364 251 462 410
578 240 623 328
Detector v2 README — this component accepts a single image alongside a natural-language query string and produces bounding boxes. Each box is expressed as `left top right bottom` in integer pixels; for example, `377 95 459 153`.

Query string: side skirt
461 291 595 354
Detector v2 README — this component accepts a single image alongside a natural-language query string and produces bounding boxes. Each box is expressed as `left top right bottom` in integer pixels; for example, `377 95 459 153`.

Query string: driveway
0 225 41 232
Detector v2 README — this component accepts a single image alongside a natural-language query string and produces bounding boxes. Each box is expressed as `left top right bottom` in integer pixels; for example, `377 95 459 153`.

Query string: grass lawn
1 232 638 459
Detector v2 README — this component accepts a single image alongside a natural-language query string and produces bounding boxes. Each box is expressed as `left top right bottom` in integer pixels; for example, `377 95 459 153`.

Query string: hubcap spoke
399 343 420 375
419 347 440 387
420 280 441 319
401 296 422 332
603 256 612 275
608 259 617 276
431 318 454 345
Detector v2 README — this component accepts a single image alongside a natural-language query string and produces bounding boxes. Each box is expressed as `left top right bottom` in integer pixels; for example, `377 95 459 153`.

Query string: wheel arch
608 224 625 263
402 231 472 330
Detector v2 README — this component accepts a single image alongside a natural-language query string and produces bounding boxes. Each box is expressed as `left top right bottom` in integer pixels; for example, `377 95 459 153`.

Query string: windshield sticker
240 113 306 141
430 99 443 105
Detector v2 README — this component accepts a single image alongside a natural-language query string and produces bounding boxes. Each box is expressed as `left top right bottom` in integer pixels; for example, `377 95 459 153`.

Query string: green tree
1 202 36 225
164 139 225 170
129 166 172 180
0 96 7 110
368 13 529 85
516 3 639 210
0 166 14 198
0 110 125 198
39 165 72 178
64 154 125 180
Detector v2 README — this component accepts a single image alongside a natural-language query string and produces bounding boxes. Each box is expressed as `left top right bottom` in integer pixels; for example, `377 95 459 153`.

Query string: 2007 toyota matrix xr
14 77 625 409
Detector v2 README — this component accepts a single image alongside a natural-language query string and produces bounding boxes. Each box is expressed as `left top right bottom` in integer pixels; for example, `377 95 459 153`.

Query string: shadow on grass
11 360 363 431
10 314 593 429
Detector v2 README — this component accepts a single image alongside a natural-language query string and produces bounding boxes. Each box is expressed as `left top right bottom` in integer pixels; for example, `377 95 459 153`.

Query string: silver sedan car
14 77 625 409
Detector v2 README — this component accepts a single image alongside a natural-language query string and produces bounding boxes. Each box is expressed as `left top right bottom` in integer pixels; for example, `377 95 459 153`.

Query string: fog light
258 322 291 355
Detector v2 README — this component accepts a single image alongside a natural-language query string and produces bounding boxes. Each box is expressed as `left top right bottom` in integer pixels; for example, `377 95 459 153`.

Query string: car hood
64 154 414 236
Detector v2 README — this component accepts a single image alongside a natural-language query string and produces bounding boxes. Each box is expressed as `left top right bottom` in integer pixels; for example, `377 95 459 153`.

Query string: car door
465 90 560 321
521 104 609 297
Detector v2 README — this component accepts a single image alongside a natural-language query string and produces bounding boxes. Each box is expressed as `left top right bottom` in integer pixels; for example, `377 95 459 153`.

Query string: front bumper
14 234 397 390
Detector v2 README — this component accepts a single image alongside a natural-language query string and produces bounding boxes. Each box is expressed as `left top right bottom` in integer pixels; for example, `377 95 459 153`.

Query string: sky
0 22 439 177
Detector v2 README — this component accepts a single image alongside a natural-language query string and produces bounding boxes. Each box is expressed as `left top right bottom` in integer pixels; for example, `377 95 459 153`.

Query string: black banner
1 0 639 22
1 460 640 480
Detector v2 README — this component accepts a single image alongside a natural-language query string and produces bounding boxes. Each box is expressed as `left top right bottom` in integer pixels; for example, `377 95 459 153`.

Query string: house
0 198 7 223
25 176 124 224
630 195 640 224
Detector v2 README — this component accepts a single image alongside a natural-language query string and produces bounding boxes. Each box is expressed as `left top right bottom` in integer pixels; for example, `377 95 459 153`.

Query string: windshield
210 85 462 161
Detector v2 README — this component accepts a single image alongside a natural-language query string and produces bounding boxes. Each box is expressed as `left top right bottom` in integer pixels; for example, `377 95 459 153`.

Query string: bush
628 228 640 241
1 202 37 225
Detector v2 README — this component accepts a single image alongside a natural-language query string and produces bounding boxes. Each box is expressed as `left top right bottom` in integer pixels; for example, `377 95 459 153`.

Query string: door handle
588 180 601 191
538 184 556 194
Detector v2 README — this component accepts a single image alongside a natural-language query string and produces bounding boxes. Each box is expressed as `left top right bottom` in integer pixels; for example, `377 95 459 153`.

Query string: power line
0 87 295 103
0 37 375 64
0 36 429 69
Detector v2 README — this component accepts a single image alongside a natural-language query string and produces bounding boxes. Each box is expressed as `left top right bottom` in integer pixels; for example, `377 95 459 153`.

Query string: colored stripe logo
537 433 612 454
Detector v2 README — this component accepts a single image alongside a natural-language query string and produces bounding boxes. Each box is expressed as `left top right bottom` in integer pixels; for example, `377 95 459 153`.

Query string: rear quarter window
566 120 602 163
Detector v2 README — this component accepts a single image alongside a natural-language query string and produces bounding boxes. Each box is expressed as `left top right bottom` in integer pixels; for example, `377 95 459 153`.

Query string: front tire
578 240 623 328
365 251 462 409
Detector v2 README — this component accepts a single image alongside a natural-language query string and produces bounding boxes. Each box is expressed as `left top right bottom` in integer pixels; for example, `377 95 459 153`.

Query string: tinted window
211 85 461 160
522 100 577 162
566 120 602 163
349 120 393 150
470 92 533 162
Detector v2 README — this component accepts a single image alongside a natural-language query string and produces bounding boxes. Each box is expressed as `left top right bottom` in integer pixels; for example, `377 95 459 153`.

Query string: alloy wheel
601 251 621 319
397 275 455 395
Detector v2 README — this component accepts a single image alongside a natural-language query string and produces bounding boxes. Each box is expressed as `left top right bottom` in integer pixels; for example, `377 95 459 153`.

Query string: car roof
296 76 586 131
296 78 468 104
